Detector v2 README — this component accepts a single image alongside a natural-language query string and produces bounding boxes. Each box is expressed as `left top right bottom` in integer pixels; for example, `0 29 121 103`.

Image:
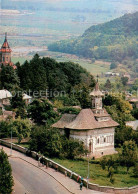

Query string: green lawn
52 158 138 188
16 142 30 149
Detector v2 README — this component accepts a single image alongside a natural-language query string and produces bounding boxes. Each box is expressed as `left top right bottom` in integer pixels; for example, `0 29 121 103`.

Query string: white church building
52 81 119 158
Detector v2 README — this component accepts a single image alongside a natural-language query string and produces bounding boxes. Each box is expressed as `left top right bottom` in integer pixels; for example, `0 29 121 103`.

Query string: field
53 157 138 188
12 51 111 83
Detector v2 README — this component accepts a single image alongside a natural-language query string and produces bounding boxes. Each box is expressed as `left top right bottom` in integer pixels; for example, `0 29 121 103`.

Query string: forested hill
48 12 138 62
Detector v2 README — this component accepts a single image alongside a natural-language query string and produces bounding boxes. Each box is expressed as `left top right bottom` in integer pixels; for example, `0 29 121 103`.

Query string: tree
121 77 129 86
10 87 27 118
131 108 138 119
62 138 87 160
107 167 115 184
104 79 112 90
29 126 87 159
30 126 62 157
119 140 137 173
73 83 92 108
0 65 20 90
28 99 58 125
133 163 138 177
11 118 32 143
100 157 107 170
110 62 118 69
0 149 14 194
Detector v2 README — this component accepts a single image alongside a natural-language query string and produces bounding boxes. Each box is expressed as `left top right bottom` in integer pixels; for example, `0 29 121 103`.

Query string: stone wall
0 139 137 194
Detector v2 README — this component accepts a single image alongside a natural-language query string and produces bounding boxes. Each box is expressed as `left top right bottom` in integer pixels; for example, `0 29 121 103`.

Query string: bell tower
0 33 12 66
90 75 104 110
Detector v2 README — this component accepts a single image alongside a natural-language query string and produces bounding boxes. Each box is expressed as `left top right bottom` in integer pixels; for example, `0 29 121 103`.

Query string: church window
104 137 106 142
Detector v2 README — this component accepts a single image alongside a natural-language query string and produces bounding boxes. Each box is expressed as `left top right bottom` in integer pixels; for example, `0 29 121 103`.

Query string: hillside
48 12 138 62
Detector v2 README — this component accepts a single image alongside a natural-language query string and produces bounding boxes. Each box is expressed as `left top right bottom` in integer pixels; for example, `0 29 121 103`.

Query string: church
52 80 119 157
0 33 16 69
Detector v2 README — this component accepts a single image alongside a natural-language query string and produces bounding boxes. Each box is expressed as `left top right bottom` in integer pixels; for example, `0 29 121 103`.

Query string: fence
0 139 137 194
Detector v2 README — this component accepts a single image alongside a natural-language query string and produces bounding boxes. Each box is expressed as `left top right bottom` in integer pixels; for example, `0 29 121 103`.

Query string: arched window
97 138 99 144
104 137 106 143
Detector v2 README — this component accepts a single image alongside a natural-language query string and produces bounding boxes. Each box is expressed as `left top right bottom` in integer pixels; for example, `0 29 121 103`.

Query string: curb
9 156 75 194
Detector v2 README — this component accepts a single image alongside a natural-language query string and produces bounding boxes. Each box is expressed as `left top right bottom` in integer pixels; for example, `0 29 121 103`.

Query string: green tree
73 83 92 108
0 149 14 194
0 65 20 90
104 79 112 90
121 77 129 86
119 140 137 173
110 62 118 69
11 118 32 143
10 87 27 118
30 126 62 157
62 138 87 159
28 99 58 125
107 167 115 184
133 163 138 177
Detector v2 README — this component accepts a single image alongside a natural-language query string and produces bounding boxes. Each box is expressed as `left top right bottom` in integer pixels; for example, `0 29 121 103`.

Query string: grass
52 157 138 188
16 142 30 149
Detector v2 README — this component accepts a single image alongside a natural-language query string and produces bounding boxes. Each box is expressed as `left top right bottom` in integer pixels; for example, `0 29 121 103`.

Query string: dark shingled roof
52 114 77 129
53 109 119 130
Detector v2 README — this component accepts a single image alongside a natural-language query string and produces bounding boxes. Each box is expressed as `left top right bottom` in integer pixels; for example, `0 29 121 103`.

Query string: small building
0 89 12 105
23 94 32 105
126 120 138 131
53 81 119 158
129 98 138 108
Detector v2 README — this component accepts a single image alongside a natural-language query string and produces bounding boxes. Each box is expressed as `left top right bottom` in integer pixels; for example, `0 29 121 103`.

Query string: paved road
1 146 104 194
10 157 70 194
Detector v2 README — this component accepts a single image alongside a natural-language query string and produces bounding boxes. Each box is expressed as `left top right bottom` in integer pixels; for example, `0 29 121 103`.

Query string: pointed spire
96 74 99 83
5 32 7 42
95 75 99 91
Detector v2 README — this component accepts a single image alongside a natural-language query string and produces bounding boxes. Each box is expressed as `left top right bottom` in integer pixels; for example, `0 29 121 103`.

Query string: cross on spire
5 32 7 42
96 75 99 82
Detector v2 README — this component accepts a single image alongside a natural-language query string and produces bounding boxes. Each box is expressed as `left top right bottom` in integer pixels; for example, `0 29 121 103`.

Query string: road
1 145 104 194
10 157 70 194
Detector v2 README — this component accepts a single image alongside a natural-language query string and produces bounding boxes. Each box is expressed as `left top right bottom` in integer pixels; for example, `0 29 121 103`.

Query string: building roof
90 82 104 97
0 90 12 99
52 114 77 129
129 98 138 103
126 120 138 130
23 94 32 100
0 33 11 53
53 109 119 130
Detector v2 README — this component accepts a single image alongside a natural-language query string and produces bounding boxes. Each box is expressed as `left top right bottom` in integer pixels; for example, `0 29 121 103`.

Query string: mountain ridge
48 12 138 62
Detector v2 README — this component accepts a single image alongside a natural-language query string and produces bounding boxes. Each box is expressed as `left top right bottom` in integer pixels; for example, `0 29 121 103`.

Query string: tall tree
0 65 20 90
120 140 137 173
0 149 14 194
28 99 58 125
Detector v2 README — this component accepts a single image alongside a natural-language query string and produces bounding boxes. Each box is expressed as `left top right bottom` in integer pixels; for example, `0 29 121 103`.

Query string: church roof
52 114 77 129
90 82 104 97
53 109 119 130
0 33 11 53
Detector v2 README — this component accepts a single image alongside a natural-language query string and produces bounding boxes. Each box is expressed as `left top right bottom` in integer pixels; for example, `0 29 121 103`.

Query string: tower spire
5 32 7 42
96 74 99 83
